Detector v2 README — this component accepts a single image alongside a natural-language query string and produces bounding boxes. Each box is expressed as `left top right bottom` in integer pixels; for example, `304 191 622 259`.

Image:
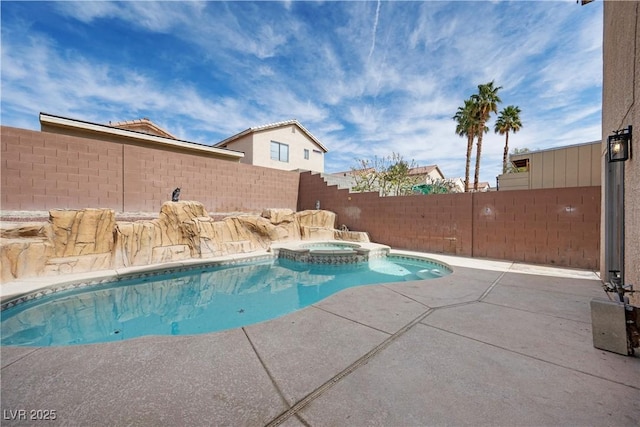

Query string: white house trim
39 113 244 160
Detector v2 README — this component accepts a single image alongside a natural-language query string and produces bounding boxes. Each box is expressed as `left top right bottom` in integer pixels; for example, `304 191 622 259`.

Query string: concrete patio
1 252 639 426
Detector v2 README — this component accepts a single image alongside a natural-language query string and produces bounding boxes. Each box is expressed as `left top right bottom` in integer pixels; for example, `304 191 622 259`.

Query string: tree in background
495 105 523 174
351 153 418 196
412 179 459 195
350 158 379 193
453 98 483 193
470 81 502 191
382 156 414 196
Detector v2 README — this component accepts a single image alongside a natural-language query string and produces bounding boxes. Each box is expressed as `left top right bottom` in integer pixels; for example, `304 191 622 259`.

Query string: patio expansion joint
480 299 594 325
478 269 508 301
310 304 397 336
0 347 42 371
264 307 437 427
419 323 640 392
382 284 432 309
414 269 508 319
240 327 291 414
260 254 511 426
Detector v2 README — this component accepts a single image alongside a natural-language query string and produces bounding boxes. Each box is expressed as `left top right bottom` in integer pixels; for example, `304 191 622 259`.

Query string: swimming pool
1 254 451 347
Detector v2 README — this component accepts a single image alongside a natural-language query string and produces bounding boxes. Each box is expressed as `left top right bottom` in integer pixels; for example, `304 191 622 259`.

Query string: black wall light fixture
607 125 632 163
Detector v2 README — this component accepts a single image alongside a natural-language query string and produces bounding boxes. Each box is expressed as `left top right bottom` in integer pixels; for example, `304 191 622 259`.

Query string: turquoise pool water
1 255 450 347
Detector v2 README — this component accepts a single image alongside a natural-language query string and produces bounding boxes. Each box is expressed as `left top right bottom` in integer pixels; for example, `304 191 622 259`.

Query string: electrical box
590 298 629 355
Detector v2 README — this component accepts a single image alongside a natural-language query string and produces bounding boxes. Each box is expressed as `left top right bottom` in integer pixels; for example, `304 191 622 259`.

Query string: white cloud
1 33 254 142
1 0 603 185
53 1 123 23
54 1 206 32
367 0 382 64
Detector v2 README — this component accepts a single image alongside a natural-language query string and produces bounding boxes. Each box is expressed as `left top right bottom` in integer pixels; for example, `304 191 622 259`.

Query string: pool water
1 256 450 347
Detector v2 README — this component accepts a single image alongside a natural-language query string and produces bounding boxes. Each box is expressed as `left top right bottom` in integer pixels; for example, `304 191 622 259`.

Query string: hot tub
271 241 388 264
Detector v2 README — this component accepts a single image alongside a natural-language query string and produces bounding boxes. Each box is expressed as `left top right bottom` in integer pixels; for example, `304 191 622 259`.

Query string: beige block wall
500 142 600 191
533 144 600 189
579 143 600 187
601 1 640 286
498 172 530 190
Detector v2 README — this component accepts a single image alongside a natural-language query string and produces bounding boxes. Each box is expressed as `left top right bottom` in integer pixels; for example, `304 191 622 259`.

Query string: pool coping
0 252 276 307
0 243 600 307
271 240 391 265
0 244 454 311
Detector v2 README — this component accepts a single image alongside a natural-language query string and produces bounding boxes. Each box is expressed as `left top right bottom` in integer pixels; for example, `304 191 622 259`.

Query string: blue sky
1 1 603 184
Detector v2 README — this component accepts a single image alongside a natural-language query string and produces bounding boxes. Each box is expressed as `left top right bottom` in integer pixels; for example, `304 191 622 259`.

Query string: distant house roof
509 140 601 162
408 165 444 178
466 181 491 191
39 113 244 160
110 118 178 139
214 119 329 153
506 140 601 174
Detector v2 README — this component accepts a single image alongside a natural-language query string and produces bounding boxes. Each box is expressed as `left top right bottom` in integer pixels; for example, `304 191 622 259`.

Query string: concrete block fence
298 171 600 270
1 126 299 213
1 126 600 269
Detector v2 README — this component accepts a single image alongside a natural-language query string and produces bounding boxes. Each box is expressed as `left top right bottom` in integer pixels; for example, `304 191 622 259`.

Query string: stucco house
408 165 445 183
213 120 328 173
410 166 468 193
496 140 600 191
465 181 491 192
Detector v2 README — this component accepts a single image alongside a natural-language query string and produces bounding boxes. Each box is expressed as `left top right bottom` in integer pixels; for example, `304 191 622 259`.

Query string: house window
304 149 309 160
270 141 289 162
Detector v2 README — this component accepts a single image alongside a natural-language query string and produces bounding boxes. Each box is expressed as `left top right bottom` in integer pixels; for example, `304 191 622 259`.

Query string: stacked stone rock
0 201 369 283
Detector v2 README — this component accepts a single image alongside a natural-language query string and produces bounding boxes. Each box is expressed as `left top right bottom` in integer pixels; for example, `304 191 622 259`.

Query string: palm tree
453 98 481 193
470 81 502 191
494 105 523 174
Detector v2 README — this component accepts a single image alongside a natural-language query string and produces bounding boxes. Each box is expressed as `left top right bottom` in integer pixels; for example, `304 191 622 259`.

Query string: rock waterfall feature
0 202 369 284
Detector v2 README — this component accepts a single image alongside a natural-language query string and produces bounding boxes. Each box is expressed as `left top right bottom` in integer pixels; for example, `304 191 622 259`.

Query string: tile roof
408 165 440 176
110 118 178 139
466 181 491 190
